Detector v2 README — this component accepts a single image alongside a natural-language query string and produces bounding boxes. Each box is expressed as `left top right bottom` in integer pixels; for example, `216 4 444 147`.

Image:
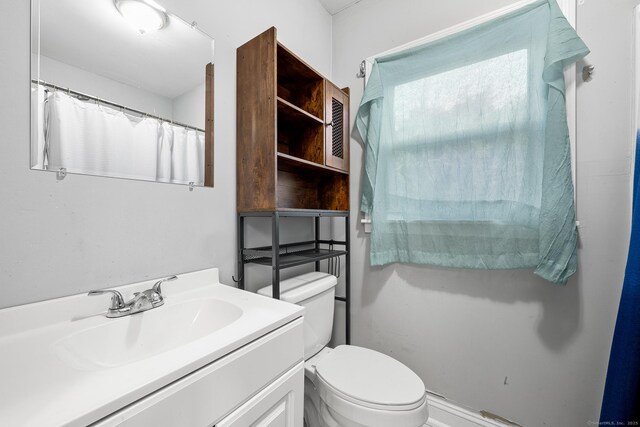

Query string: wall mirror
30 0 215 187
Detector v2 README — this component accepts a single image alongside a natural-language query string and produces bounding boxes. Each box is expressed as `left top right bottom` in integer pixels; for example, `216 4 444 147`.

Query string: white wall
172 83 205 130
331 0 635 426
38 55 174 118
0 0 332 308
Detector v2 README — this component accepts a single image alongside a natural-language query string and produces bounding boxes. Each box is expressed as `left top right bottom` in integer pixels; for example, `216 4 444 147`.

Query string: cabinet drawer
92 318 303 427
216 362 303 427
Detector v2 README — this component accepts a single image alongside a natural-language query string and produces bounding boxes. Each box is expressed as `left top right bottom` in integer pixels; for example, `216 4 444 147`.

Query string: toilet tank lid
257 272 337 304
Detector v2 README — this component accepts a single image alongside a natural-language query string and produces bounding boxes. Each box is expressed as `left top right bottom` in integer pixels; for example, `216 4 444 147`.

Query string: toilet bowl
258 272 428 427
304 346 428 427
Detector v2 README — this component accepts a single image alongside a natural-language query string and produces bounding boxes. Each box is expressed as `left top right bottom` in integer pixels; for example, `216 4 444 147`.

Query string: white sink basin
0 268 304 427
55 298 243 368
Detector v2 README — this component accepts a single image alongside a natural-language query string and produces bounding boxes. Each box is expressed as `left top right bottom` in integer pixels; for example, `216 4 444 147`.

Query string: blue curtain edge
600 137 640 422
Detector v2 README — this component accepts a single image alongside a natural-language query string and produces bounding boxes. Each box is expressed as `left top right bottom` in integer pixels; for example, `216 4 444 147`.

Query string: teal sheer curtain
355 0 589 284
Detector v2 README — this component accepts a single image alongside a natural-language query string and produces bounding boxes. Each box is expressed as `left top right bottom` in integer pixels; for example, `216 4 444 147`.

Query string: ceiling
318 0 361 15
36 0 214 99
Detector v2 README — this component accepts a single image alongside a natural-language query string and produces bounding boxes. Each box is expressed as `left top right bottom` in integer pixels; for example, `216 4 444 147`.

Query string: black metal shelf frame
236 210 350 344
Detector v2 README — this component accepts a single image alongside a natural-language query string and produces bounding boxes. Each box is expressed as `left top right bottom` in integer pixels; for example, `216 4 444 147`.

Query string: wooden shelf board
277 97 324 124
277 152 349 175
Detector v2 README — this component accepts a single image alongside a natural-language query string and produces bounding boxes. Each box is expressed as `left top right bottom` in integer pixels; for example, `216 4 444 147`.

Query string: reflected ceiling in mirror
31 0 215 187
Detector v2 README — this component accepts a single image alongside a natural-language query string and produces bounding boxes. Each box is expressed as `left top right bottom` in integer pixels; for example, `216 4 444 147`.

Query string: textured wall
331 0 635 425
0 0 332 308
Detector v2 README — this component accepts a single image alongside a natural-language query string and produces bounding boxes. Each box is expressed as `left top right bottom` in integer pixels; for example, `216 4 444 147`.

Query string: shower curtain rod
32 79 206 133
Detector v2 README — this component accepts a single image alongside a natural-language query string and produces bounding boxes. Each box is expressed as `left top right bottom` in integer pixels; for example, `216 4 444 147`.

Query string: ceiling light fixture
114 0 168 34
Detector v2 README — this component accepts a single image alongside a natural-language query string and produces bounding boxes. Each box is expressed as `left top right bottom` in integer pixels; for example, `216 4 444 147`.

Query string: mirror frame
205 62 214 187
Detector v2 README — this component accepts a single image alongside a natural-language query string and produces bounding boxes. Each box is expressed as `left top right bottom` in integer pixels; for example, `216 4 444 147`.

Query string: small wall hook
582 65 595 82
356 60 366 79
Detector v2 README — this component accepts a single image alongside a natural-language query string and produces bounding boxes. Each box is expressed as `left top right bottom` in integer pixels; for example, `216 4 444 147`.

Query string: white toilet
258 272 429 427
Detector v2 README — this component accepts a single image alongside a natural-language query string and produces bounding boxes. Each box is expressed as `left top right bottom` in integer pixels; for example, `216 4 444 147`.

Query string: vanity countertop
0 269 303 426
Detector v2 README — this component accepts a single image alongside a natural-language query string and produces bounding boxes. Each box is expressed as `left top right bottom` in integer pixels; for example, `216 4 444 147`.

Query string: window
387 49 536 222
355 0 589 284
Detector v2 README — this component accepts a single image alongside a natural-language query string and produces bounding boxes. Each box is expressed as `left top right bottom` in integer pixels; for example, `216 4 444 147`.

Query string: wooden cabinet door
324 82 349 172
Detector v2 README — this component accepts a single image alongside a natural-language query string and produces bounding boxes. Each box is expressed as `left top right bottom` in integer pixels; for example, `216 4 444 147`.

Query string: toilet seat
311 345 429 427
315 345 426 410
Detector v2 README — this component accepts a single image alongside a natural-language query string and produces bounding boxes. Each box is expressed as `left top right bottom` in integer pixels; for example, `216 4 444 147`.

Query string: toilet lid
315 345 426 410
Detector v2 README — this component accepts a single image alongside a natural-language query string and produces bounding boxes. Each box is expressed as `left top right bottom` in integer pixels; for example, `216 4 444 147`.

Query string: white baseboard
425 393 518 427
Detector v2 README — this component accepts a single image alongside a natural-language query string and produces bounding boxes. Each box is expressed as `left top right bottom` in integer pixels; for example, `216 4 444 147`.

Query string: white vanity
0 269 304 426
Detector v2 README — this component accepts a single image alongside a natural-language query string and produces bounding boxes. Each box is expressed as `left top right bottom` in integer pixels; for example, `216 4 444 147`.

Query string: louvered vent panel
332 98 344 159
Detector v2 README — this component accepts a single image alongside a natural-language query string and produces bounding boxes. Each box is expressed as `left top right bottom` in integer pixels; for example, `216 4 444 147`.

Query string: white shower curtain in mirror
157 122 205 185
40 91 204 186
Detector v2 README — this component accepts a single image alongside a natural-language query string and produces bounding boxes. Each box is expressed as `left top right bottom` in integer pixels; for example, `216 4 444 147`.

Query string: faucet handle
152 275 178 295
88 289 125 310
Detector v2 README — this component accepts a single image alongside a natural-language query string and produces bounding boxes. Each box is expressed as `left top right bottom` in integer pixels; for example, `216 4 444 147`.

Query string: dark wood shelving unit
236 26 350 213
236 27 351 343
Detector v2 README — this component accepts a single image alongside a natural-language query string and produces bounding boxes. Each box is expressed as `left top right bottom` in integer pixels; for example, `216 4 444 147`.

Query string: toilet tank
258 272 338 359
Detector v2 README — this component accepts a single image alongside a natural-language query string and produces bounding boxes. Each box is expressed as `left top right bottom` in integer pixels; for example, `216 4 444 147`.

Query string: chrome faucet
88 275 177 318
151 275 177 296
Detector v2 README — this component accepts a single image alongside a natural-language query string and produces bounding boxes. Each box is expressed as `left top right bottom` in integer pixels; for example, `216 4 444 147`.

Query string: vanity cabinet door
216 362 303 427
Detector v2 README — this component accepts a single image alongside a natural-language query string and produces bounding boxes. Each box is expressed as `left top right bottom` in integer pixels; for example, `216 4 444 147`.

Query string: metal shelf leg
345 214 351 345
237 214 245 290
272 212 280 299
315 216 320 272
